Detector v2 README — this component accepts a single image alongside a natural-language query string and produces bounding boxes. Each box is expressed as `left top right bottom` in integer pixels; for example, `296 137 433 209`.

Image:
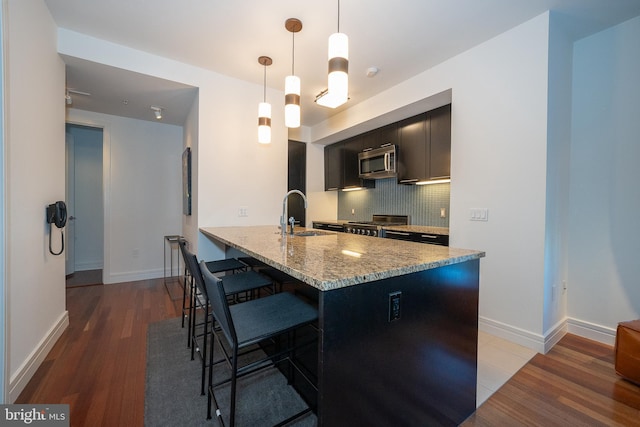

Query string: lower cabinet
383 229 449 246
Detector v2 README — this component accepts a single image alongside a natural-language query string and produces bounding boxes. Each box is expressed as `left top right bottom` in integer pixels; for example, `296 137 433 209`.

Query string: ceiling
46 0 640 128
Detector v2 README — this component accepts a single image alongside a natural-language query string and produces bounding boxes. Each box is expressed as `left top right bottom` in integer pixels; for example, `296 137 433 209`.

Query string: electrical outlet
388 291 402 322
351 208 355 215
238 206 248 217
440 207 446 218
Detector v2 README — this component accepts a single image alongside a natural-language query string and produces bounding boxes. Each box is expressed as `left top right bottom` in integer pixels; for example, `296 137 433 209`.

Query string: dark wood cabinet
325 136 375 191
342 136 362 188
361 123 398 152
383 229 449 246
324 105 449 190
324 142 343 191
397 113 427 184
428 104 451 180
396 105 451 184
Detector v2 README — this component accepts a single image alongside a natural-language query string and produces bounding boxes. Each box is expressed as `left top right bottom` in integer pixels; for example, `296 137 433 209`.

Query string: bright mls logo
0 405 69 426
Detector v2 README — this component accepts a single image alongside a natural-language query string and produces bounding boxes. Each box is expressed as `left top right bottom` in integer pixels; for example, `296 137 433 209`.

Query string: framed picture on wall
182 147 192 216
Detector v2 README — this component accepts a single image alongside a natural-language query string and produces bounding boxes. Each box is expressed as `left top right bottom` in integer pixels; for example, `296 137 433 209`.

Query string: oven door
358 145 396 179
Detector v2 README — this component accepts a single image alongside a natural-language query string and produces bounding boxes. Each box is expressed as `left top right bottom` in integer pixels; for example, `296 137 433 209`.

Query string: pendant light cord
292 31 295 75
263 63 267 102
337 0 341 33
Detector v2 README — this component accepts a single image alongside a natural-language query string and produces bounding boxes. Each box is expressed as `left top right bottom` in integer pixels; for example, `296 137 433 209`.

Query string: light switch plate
470 208 489 221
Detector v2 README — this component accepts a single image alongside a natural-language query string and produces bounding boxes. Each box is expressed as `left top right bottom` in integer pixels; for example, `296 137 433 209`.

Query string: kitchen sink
293 230 333 237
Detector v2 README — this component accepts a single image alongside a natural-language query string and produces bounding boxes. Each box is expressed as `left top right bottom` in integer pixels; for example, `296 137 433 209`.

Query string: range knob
371 230 377 237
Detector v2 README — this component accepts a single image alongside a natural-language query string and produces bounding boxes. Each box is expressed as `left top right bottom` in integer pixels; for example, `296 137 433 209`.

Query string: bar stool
181 243 273 395
200 260 318 427
178 239 247 344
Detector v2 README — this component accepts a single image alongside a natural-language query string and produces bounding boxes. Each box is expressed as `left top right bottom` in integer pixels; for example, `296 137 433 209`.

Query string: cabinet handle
327 187 338 191
399 179 418 183
421 235 438 239
380 143 392 148
328 225 343 229
386 231 410 236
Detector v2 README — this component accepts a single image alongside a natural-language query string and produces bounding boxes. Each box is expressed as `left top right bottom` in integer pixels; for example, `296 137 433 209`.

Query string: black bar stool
181 243 273 395
200 260 318 427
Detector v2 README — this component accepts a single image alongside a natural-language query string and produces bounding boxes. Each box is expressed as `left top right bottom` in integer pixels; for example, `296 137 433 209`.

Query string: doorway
65 124 104 287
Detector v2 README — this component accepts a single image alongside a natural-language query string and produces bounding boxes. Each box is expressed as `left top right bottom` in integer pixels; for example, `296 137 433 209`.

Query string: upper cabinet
397 104 451 184
323 104 450 190
324 142 344 191
397 113 427 184
428 104 451 180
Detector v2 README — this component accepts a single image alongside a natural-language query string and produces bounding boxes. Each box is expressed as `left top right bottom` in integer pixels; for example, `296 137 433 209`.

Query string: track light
151 106 163 120
258 56 273 144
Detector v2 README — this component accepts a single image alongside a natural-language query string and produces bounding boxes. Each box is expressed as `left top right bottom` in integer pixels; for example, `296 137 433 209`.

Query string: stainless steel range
344 214 409 237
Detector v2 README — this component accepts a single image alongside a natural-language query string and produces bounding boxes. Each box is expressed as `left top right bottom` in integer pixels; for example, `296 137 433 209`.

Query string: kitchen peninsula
201 225 485 426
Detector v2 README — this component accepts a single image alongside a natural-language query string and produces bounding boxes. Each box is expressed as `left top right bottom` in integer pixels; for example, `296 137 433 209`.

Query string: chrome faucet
281 189 307 236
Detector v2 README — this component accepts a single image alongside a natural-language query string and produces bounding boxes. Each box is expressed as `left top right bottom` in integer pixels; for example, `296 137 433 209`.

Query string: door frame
65 119 111 284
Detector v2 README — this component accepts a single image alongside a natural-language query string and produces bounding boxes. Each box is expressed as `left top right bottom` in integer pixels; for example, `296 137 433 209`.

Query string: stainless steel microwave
358 144 397 179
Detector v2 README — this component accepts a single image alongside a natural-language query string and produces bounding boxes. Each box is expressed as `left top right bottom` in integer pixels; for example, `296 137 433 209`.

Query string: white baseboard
9 311 69 403
480 316 617 353
103 268 164 284
479 316 568 354
479 316 547 353
566 317 616 346
74 261 104 271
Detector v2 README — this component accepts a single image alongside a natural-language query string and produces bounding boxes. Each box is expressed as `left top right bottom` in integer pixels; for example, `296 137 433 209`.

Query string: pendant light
327 0 348 107
257 56 272 144
285 18 302 128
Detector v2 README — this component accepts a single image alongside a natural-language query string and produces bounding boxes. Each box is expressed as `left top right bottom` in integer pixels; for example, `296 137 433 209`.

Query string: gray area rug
145 317 317 426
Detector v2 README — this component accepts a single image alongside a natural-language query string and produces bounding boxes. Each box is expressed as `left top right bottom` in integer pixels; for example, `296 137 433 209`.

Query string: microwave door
362 156 385 174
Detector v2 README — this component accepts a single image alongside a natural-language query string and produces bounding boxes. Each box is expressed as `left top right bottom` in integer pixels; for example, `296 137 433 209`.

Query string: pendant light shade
328 31 348 106
257 56 272 144
284 18 302 128
258 101 271 144
284 75 300 128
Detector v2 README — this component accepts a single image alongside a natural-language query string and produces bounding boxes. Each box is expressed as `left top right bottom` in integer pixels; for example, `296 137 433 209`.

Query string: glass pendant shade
328 32 349 106
284 75 300 128
258 101 271 144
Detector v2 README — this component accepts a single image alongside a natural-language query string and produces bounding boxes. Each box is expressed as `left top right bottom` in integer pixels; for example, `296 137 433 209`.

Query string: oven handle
384 152 390 171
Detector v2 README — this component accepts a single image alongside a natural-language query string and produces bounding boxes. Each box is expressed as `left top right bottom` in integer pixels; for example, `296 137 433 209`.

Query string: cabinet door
397 113 427 183
324 143 343 191
342 136 362 188
428 104 451 179
375 123 398 148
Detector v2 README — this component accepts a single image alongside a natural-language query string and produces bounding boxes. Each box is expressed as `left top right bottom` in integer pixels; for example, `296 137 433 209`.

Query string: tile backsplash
337 178 450 227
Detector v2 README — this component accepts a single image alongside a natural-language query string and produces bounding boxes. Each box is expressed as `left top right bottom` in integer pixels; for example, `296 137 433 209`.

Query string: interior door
65 133 75 275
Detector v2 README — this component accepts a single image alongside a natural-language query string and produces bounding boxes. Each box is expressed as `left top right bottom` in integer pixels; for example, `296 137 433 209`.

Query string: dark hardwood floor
462 334 640 426
16 277 182 426
17 277 640 426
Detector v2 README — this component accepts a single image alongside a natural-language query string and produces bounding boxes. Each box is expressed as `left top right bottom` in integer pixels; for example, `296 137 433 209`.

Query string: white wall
568 15 640 343
66 109 183 284
541 12 573 344
182 93 199 251
310 13 553 351
56 29 289 264
5 0 68 401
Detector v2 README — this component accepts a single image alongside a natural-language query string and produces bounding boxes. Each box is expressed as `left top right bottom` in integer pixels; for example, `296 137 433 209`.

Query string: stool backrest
179 239 207 297
199 260 237 346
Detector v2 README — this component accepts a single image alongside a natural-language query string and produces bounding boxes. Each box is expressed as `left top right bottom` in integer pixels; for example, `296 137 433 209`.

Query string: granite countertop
201 226 483 291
